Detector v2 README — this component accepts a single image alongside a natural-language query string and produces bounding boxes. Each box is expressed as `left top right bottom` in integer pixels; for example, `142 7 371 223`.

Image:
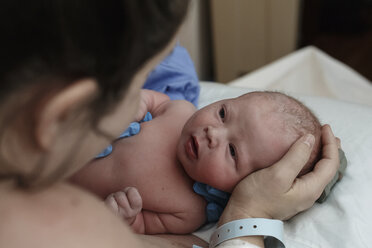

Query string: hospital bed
196 46 372 247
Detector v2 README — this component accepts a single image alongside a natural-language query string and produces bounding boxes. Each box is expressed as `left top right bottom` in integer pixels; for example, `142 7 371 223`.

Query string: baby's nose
204 126 226 148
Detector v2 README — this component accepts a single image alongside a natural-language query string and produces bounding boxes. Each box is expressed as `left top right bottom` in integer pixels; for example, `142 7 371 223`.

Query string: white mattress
229 46 372 107
195 47 372 247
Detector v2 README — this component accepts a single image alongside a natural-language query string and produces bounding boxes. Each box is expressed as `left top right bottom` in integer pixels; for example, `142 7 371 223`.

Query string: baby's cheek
206 166 236 192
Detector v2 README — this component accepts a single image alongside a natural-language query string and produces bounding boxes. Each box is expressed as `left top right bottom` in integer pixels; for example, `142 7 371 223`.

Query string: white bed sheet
228 46 372 107
196 82 372 247
196 47 372 247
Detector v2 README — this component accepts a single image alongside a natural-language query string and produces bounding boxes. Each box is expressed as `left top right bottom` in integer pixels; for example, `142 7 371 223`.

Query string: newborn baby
71 89 321 234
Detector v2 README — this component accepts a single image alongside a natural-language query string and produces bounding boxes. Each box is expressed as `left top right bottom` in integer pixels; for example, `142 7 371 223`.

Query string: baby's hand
104 187 143 225
134 96 148 122
134 89 170 121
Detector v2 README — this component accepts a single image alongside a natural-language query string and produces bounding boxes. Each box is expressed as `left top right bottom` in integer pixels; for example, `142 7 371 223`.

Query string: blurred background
178 0 372 83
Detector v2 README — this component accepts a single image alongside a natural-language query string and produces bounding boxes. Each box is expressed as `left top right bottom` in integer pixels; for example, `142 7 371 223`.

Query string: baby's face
177 93 294 192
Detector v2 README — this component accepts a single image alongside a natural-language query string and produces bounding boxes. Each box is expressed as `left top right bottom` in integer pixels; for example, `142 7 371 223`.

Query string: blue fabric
96 112 153 158
193 182 231 223
143 44 200 107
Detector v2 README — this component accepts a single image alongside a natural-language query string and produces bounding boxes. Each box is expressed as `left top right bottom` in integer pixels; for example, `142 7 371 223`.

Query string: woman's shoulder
0 181 140 247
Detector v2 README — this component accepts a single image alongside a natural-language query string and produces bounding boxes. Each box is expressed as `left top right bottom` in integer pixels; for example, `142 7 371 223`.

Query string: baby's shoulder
164 99 196 116
147 100 195 132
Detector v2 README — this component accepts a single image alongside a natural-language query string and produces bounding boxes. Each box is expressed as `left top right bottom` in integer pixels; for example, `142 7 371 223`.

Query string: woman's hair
0 0 189 187
0 0 189 116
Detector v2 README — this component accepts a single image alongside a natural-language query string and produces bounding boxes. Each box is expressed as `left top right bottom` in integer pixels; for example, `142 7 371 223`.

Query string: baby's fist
105 187 142 225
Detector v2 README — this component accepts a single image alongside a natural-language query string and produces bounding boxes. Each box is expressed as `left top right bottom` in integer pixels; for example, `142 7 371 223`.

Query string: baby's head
177 91 321 192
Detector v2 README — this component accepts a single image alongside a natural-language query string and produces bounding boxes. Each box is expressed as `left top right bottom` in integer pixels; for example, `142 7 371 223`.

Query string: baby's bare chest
112 110 197 211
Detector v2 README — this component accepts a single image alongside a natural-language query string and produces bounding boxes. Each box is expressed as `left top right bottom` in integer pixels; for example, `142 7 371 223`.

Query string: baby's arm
135 89 171 121
135 207 206 234
105 187 206 234
133 192 206 234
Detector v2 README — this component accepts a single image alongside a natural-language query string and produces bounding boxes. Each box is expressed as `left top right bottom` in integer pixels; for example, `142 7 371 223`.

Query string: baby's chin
214 185 234 193
199 180 235 193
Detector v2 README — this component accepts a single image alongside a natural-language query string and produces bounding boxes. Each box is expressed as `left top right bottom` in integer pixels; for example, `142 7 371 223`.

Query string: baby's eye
229 144 236 159
219 107 225 120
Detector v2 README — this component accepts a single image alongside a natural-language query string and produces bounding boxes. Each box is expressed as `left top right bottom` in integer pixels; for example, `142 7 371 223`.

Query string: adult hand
220 124 340 224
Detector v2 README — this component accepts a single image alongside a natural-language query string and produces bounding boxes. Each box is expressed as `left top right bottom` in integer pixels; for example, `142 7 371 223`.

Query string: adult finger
319 125 339 162
292 125 340 199
269 134 315 191
335 137 341 149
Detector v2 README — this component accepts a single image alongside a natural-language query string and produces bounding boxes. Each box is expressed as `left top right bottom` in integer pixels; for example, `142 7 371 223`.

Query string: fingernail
303 134 315 147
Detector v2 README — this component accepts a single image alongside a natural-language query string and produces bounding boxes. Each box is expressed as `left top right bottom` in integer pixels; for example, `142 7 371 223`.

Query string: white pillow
196 82 372 248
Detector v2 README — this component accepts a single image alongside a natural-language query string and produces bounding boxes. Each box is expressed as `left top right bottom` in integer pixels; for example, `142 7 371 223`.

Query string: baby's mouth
185 135 199 160
191 135 199 158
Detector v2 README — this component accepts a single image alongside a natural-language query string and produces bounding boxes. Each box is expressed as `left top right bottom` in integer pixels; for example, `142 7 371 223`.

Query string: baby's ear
35 79 97 150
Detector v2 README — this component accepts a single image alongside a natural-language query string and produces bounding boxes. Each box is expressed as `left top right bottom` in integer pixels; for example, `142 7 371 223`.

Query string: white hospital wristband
192 240 259 248
209 218 285 248
215 239 260 247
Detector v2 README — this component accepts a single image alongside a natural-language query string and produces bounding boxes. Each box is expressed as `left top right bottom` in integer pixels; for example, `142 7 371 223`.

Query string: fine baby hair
249 91 322 174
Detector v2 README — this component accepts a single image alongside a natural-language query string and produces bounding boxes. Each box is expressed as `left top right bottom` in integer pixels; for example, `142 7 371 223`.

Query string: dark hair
0 0 189 187
0 0 189 114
